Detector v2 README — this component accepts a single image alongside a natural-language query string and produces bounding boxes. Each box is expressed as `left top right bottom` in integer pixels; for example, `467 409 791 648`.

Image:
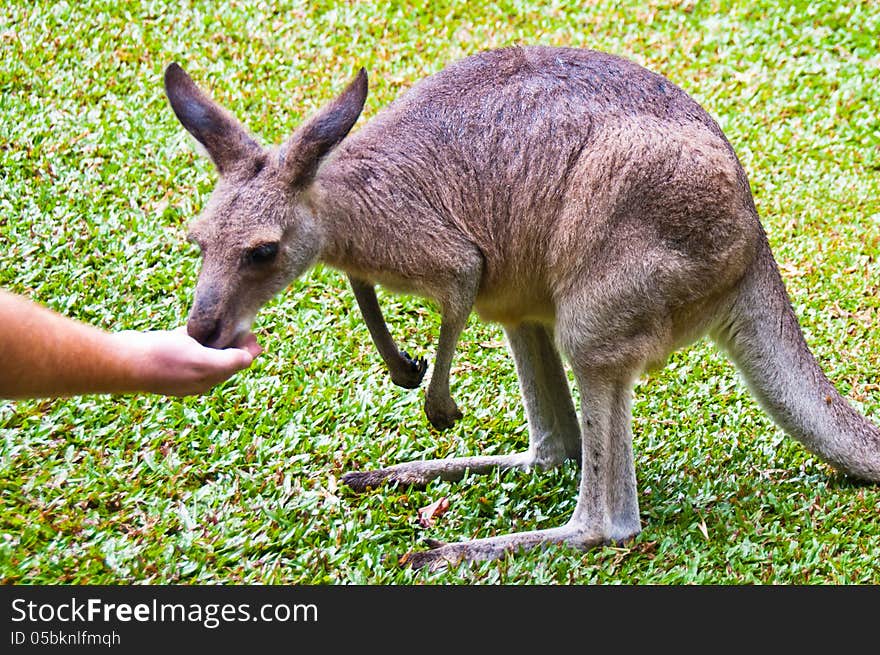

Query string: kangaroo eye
245 242 279 266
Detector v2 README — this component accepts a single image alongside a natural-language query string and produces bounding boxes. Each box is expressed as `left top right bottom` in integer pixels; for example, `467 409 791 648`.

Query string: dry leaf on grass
417 496 450 527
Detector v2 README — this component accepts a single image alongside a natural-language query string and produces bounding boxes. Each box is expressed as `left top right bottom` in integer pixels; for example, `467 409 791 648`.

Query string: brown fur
164 46 879 570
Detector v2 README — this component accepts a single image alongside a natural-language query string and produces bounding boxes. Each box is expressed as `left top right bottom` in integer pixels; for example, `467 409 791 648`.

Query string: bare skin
0 290 260 399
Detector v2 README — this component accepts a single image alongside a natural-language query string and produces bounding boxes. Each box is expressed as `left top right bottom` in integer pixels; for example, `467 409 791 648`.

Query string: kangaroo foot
342 467 428 492
389 350 428 389
400 525 610 571
342 451 537 494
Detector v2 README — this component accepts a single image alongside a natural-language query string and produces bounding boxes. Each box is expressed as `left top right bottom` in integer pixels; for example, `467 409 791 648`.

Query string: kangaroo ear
281 68 368 186
164 63 261 174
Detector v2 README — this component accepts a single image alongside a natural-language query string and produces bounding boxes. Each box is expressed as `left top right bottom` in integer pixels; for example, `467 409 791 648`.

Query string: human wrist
105 330 154 394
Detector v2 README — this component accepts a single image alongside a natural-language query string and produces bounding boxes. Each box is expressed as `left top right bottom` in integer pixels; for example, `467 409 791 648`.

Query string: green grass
1 0 879 584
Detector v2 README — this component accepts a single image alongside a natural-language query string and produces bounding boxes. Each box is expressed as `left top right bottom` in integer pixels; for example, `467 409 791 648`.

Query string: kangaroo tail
712 237 880 480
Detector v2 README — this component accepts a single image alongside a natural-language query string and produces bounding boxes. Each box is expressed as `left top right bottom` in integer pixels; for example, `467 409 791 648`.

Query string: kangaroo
163 46 880 570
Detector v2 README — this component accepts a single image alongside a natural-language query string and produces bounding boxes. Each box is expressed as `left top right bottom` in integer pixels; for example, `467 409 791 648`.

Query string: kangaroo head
163 63 368 348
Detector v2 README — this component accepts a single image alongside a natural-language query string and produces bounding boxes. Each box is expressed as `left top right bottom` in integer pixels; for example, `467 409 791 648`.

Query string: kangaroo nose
187 316 222 347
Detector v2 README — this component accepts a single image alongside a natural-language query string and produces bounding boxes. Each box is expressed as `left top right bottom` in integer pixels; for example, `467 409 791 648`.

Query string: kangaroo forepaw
390 351 428 389
425 399 463 431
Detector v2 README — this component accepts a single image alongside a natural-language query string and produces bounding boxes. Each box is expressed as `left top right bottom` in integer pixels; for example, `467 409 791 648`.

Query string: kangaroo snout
186 313 222 347
186 284 230 348
186 287 255 350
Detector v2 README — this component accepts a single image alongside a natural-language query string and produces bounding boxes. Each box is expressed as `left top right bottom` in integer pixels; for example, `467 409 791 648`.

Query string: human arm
0 290 260 399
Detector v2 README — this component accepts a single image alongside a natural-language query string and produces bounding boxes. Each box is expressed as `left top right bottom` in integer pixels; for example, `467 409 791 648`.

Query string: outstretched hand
0 289 262 400
113 327 262 397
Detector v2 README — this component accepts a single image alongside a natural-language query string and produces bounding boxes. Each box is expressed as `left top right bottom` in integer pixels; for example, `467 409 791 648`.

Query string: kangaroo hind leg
404 363 639 570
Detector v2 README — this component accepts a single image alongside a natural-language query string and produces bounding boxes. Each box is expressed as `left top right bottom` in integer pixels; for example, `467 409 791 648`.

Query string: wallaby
163 46 879 570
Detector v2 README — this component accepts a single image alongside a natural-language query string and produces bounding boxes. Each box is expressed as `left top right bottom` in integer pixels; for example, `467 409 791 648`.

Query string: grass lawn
1 0 878 584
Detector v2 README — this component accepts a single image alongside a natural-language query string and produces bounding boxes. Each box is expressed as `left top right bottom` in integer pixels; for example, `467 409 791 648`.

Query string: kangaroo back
713 237 880 480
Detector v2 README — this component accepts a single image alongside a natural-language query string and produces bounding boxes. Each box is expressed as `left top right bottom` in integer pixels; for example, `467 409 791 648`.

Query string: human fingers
201 344 255 373
231 331 262 358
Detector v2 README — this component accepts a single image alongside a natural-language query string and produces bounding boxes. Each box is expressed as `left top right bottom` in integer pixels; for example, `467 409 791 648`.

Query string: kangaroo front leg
343 322 578 492
403 371 640 570
422 279 479 430
348 275 427 389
